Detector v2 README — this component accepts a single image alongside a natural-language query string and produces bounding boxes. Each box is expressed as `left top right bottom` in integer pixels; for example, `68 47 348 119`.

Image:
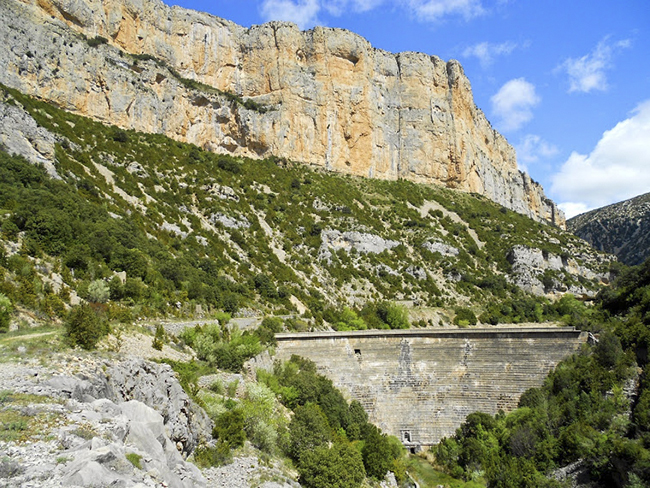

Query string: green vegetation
0 293 11 332
297 442 366 488
152 323 166 350
125 452 142 469
0 392 63 443
86 36 108 48
407 455 484 488
257 355 407 486
0 84 610 330
436 258 650 487
64 303 109 350
179 320 264 372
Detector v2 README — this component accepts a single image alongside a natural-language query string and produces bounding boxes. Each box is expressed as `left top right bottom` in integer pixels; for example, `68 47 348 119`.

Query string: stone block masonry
275 327 587 448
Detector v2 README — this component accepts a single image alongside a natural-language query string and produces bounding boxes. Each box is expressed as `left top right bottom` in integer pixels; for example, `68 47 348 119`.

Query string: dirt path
0 330 58 341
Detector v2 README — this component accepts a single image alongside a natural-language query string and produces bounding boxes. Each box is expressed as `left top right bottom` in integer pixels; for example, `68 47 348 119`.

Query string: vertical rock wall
275 328 586 447
1 0 564 226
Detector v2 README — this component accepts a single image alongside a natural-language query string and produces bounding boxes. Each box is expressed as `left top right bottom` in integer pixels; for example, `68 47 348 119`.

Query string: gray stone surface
276 327 587 447
209 212 250 229
0 96 59 178
0 359 208 488
422 240 459 256
507 245 610 296
319 229 400 260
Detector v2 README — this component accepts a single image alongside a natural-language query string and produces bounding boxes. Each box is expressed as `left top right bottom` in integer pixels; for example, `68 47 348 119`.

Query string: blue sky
169 0 650 218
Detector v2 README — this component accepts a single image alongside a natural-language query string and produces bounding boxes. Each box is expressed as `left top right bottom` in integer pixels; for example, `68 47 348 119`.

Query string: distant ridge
568 192 650 266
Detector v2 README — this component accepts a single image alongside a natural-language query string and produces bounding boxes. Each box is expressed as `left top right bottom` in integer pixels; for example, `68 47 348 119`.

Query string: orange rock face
2 0 564 227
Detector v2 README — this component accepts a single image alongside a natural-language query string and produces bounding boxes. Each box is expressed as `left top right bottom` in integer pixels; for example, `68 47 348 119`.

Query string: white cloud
515 134 558 165
490 78 540 132
462 41 517 68
551 100 650 216
405 0 486 22
558 202 590 219
260 0 321 28
260 0 487 27
324 0 385 16
558 37 630 93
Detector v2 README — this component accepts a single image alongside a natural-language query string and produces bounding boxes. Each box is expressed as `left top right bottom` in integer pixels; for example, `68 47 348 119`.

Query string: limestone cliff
1 0 564 227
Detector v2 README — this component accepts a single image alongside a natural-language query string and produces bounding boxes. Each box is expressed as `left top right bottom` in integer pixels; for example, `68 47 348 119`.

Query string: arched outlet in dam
275 327 587 449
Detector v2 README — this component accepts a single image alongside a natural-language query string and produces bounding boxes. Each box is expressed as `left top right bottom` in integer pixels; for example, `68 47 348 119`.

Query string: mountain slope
0 85 611 328
568 192 650 266
0 0 563 226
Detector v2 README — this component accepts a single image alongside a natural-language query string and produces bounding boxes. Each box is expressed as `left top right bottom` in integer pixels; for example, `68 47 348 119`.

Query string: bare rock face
319 229 401 259
0 96 59 178
506 245 610 296
0 0 564 227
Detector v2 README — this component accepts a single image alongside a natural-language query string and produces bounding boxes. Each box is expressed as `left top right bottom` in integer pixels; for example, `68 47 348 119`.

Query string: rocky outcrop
0 96 59 178
506 245 610 296
105 359 213 456
422 240 459 256
43 358 212 456
319 229 400 260
568 192 650 266
0 0 564 227
0 358 210 488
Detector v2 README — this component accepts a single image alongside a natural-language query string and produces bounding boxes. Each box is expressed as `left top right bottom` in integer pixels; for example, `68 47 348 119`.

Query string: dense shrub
288 403 331 460
453 307 477 326
192 440 232 468
86 36 108 47
0 293 12 332
213 409 246 448
87 279 110 304
437 258 650 487
298 443 366 488
64 303 108 349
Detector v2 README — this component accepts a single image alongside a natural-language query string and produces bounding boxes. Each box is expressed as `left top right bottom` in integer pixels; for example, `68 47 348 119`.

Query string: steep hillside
568 192 650 266
0 85 610 329
0 0 564 226
435 257 650 487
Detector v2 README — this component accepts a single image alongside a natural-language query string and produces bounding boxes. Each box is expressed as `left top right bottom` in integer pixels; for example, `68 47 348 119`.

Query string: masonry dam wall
275 327 587 448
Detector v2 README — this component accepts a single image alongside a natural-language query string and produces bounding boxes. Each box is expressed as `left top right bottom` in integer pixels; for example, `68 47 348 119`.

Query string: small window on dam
403 431 411 443
354 349 361 359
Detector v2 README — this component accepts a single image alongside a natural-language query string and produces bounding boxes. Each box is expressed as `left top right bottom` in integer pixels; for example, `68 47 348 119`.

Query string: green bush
361 424 402 480
0 293 12 332
87 279 110 304
86 36 108 48
288 403 331 460
193 440 232 468
298 442 366 488
152 324 165 351
65 303 108 349
213 409 246 448
453 307 477 326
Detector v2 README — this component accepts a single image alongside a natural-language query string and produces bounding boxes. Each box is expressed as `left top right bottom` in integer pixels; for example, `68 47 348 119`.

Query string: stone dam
275 327 587 449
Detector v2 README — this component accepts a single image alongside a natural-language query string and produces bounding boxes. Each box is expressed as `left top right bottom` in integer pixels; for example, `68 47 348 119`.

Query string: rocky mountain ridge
0 0 564 227
568 192 650 266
